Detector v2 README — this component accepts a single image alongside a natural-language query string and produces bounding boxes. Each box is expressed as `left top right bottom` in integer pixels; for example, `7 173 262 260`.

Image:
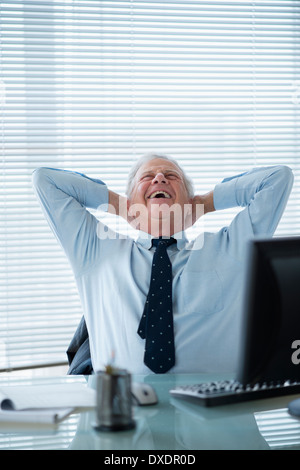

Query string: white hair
126 153 194 198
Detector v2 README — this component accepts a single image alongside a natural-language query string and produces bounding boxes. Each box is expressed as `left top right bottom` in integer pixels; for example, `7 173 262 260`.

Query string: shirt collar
136 230 189 251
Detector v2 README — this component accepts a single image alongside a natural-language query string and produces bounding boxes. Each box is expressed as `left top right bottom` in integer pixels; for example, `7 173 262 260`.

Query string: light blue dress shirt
32 165 293 374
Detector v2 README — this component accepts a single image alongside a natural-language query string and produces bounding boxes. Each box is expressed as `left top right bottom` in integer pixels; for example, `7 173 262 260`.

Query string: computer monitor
237 237 300 386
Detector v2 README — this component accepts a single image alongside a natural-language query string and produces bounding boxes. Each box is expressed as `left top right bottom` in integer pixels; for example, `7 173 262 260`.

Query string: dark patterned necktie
138 237 177 373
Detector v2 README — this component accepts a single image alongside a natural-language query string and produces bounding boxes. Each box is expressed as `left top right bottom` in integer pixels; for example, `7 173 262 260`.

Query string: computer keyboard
169 379 300 407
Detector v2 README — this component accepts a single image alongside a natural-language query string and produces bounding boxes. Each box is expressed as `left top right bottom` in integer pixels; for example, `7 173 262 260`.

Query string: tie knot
151 237 177 248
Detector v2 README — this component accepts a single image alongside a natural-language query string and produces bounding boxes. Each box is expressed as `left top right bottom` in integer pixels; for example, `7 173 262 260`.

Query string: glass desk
0 373 300 450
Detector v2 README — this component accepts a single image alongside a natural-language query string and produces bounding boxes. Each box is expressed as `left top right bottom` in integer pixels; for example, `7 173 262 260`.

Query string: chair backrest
66 316 93 375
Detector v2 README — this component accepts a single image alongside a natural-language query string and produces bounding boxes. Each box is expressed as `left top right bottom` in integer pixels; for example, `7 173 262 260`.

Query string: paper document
0 382 96 424
0 408 74 424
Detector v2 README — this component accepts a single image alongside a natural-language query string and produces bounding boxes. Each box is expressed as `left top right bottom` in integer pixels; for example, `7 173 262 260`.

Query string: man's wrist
196 191 215 215
108 190 128 219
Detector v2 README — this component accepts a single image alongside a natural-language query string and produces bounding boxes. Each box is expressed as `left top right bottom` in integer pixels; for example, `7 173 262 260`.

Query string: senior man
32 154 293 374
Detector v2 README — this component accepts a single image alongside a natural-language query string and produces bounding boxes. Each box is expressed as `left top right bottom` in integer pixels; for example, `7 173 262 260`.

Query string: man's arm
108 189 128 219
32 167 109 273
184 190 215 230
193 190 215 216
212 165 294 258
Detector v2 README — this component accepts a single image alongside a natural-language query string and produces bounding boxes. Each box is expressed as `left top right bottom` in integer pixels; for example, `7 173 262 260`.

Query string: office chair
66 316 93 375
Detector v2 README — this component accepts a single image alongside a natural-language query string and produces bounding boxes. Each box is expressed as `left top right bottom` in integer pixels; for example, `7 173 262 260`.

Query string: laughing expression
127 158 192 235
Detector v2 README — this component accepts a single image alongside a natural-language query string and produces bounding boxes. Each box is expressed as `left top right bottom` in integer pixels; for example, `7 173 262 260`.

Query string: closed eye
140 174 153 181
166 173 180 180
139 171 181 182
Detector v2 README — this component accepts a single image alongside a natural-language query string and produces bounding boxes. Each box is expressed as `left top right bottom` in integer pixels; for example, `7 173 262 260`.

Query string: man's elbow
269 165 294 191
31 167 50 188
277 165 294 190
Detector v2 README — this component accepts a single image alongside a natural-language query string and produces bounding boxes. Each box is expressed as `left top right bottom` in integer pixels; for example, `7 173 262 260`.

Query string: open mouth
148 191 172 199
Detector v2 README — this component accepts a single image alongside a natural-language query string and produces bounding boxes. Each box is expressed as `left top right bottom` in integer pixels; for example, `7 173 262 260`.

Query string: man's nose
152 173 167 184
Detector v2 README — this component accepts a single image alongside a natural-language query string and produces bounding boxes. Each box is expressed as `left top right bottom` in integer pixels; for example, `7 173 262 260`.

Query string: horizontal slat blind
1 0 300 369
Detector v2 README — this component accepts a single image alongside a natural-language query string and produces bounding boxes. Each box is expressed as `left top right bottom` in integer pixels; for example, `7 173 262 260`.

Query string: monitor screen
237 237 300 386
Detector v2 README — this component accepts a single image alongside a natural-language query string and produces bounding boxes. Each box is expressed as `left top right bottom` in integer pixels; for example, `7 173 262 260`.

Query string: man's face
128 158 192 235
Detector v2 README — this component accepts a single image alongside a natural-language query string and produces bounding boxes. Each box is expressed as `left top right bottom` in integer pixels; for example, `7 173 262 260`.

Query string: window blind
255 408 300 449
1 0 300 370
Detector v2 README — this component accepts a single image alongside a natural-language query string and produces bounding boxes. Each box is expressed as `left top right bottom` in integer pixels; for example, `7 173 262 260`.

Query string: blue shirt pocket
181 270 224 315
